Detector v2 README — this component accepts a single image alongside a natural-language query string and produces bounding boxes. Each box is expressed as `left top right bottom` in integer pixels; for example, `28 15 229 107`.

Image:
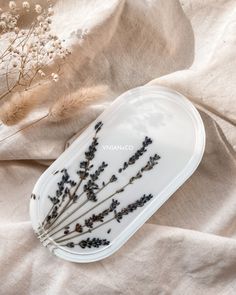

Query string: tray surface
30 86 205 262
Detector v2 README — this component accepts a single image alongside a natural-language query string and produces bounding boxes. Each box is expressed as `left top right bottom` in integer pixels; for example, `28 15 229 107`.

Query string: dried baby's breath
0 1 70 125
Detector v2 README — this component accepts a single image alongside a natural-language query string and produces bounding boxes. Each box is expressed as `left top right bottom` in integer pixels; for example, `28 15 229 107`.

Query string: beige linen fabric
0 0 236 294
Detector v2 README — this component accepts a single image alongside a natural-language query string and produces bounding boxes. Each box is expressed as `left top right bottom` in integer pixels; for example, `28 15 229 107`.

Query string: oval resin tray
30 86 205 263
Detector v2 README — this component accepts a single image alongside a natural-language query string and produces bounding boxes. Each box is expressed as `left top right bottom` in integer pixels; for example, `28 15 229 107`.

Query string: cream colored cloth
0 0 236 294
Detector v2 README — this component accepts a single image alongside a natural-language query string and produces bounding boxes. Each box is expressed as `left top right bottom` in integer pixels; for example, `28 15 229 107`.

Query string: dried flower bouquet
0 0 111 148
0 1 72 124
33 121 161 250
0 1 109 145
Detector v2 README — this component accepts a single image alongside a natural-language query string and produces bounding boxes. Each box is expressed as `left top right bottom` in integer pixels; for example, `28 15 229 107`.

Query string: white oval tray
30 86 205 263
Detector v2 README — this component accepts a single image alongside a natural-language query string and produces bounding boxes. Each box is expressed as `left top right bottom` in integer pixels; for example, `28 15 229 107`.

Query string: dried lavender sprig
56 218 115 243
44 122 103 230
43 153 159 240
54 199 120 241
42 170 76 228
68 123 103 200
65 238 110 249
48 155 160 240
46 177 116 238
49 154 160 238
83 161 109 202
42 169 76 226
44 150 155 237
42 134 153 231
43 180 125 240
76 135 152 206
62 161 109 213
118 136 152 173
56 194 153 245
54 162 109 223
90 161 108 182
114 194 153 222
84 199 120 228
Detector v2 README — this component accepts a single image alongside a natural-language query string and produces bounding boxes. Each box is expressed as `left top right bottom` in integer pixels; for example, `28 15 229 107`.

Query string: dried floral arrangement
0 1 70 124
34 121 161 250
0 1 109 133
